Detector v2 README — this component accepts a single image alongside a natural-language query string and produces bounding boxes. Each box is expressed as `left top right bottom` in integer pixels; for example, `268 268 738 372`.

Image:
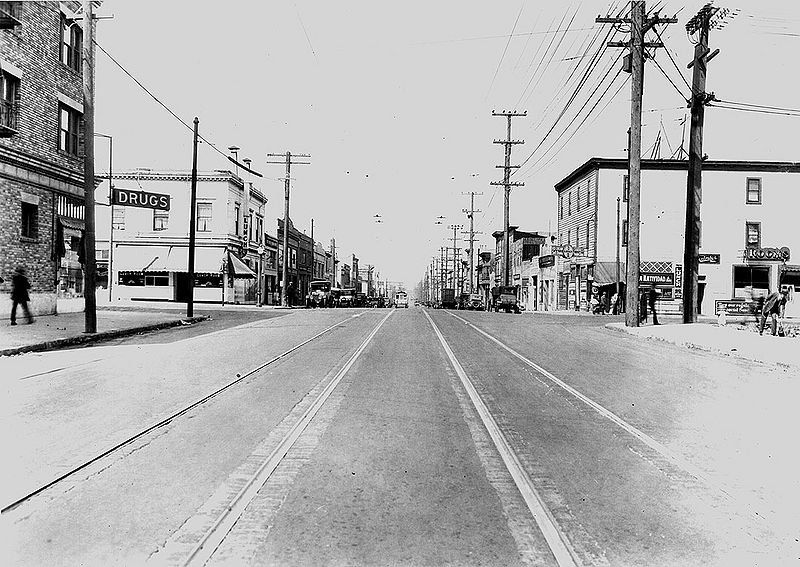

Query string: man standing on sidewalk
759 288 788 336
10 266 34 325
648 285 660 325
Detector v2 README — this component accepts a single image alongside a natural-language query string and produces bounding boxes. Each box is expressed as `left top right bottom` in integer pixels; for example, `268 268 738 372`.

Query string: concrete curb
0 316 209 357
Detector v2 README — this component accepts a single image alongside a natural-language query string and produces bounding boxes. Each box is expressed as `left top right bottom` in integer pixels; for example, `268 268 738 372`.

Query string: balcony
0 98 18 137
0 2 21 29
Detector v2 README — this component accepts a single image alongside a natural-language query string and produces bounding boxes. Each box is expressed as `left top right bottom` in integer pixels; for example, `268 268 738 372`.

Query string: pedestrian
639 289 648 323
599 291 607 314
759 288 788 336
648 285 660 325
10 266 34 325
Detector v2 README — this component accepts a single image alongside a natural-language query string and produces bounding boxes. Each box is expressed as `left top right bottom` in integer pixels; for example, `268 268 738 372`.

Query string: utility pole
448 224 463 291
598 2 676 326
81 0 97 333
462 191 483 293
330 238 338 287
616 196 621 304
491 111 525 287
187 118 199 317
310 218 315 280
440 247 446 298
683 3 723 323
266 152 311 307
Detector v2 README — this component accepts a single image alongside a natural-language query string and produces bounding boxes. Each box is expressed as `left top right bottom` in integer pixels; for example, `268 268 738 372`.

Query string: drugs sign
113 187 170 210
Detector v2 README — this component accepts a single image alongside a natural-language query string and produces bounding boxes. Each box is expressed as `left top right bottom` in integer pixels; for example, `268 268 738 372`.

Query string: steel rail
2 312 370 514
180 310 394 567
423 309 580 567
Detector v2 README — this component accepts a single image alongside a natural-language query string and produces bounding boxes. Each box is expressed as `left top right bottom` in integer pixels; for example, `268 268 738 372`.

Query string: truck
491 285 520 313
441 288 457 309
466 293 485 311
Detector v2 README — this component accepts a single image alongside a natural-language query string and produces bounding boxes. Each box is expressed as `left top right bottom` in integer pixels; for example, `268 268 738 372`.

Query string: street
3 307 799 566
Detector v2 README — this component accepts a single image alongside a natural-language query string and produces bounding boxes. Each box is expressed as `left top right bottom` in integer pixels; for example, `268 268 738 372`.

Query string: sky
93 0 800 290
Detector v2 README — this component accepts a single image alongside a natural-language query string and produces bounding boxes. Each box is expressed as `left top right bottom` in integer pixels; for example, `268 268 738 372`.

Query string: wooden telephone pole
82 0 97 333
266 152 310 307
491 111 526 287
597 2 676 326
683 4 722 322
462 191 483 293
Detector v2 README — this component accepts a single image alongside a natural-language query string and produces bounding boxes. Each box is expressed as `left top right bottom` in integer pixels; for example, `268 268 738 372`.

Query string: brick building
1 1 96 318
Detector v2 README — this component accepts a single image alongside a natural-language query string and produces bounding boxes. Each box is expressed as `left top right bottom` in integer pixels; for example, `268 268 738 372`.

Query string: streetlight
94 132 112 302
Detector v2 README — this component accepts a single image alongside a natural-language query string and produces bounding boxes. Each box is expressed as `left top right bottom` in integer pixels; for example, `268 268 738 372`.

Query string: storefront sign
113 187 170 210
745 247 790 262
551 244 585 259
699 254 720 264
715 300 756 316
674 265 683 300
539 254 555 268
639 272 674 286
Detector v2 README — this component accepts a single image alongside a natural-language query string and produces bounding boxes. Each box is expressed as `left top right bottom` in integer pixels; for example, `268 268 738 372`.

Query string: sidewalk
607 319 800 370
0 310 208 357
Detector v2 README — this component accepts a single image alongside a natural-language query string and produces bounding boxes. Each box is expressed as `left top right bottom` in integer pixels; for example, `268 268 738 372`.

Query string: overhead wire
486 2 526 100
93 39 266 178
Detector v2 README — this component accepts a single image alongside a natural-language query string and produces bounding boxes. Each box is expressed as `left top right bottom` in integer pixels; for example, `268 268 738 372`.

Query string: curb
0 316 209 357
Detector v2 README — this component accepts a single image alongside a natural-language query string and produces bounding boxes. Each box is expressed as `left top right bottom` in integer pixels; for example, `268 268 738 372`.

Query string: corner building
1 1 95 318
554 158 800 316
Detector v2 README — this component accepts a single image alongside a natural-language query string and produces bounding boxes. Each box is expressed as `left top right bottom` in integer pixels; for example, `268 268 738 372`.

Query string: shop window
21 202 37 239
745 222 761 248
733 266 769 299
197 202 212 232
70 235 80 251
195 274 222 288
144 272 169 286
746 178 761 204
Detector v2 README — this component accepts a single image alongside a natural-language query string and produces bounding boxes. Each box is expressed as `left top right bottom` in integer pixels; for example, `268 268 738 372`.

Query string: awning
228 252 256 278
114 246 225 274
58 217 85 231
593 261 626 286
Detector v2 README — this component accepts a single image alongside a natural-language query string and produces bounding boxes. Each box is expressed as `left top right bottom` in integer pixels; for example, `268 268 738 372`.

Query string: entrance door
175 272 190 302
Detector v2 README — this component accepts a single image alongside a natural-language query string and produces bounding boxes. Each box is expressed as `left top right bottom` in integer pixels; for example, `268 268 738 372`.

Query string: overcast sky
94 0 800 289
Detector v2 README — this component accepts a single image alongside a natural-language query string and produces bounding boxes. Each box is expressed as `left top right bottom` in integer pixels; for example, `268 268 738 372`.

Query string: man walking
759 288 788 336
10 266 34 325
648 285 660 325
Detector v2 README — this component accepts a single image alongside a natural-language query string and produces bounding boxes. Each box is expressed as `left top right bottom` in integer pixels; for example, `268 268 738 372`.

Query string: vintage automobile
491 285 520 313
307 279 333 308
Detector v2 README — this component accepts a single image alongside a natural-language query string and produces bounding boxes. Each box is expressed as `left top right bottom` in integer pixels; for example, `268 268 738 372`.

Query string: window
0 71 19 132
60 12 82 72
746 178 762 204
576 187 581 212
586 221 591 248
21 202 38 239
111 206 125 230
567 229 571 247
622 220 628 246
59 104 81 155
568 192 572 215
153 209 168 231
745 222 761 248
196 202 212 232
248 211 253 241
234 204 240 235
733 266 769 299
587 183 591 208
256 216 263 243
622 175 629 202
144 272 169 286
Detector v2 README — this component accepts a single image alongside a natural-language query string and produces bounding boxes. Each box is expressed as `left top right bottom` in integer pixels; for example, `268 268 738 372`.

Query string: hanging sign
745 247 790 262
113 187 170 210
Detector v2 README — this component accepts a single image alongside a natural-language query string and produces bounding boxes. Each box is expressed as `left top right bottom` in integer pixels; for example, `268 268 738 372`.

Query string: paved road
3 307 798 566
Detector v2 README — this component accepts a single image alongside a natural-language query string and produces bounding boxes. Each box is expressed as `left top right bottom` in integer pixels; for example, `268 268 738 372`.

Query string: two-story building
1 1 96 317
554 157 800 316
98 169 276 305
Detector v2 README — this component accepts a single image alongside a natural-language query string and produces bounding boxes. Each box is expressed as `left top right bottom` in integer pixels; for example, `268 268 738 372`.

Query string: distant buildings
1 1 95 317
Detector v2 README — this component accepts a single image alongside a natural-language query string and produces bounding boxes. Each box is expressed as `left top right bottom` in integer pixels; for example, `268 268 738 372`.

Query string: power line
708 103 800 117
712 99 800 114
93 39 264 177
650 24 692 91
486 2 526 100
649 53 689 102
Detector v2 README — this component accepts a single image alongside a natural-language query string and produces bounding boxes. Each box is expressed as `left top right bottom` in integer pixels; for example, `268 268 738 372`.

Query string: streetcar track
442 310 786 538
175 309 394 567
423 309 581 567
1 311 372 515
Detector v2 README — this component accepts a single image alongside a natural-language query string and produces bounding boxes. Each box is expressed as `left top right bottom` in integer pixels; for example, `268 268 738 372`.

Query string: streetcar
394 290 408 308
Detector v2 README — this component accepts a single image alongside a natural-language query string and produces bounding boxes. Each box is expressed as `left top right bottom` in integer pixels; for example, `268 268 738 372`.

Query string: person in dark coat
648 285 660 325
759 289 788 336
10 266 34 325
